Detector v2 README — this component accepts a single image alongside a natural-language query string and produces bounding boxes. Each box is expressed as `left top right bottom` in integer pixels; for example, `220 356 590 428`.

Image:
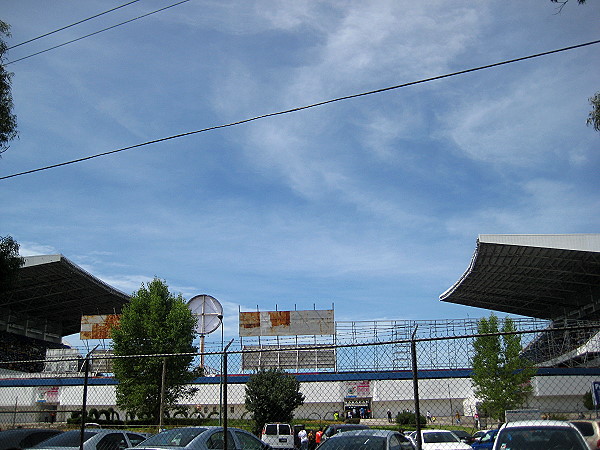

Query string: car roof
335 429 399 437
421 429 457 433
0 428 60 435
501 420 577 428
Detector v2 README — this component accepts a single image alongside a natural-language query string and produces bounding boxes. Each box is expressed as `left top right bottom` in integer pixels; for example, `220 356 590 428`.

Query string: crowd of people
297 427 324 450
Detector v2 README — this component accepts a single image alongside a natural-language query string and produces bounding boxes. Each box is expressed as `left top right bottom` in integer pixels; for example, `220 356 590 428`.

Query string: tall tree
471 314 535 422
587 92 600 133
0 235 25 293
245 368 305 435
0 20 18 155
111 278 198 423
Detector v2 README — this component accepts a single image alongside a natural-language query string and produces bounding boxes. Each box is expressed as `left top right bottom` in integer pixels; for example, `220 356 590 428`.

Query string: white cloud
444 178 598 236
19 242 59 256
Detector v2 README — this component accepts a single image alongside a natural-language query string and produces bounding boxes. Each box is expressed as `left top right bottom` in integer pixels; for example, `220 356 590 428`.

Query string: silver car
32 428 148 450
130 426 270 450
316 429 414 450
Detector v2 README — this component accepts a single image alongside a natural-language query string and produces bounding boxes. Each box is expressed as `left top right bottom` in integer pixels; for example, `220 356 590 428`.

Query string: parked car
316 429 414 449
129 426 271 450
0 428 63 450
407 429 472 450
448 430 472 444
570 419 600 450
32 428 147 450
470 428 498 450
492 420 588 450
471 429 492 443
261 423 294 449
321 423 370 440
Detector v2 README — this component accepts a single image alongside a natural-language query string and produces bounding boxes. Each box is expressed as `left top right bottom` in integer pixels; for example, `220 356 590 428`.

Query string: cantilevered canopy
440 234 600 321
1 255 129 339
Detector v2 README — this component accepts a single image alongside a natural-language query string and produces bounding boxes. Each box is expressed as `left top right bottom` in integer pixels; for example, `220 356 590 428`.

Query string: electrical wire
8 0 144 50
5 0 191 65
1 39 598 181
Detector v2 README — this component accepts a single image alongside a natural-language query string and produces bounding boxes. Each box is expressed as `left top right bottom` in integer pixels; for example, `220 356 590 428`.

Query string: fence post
411 328 422 450
159 357 167 431
80 345 98 450
223 339 234 450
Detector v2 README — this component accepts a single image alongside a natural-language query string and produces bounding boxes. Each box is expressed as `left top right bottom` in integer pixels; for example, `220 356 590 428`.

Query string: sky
1 1 599 348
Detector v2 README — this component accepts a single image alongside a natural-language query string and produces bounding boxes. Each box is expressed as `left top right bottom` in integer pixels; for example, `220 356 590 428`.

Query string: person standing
387 409 392 423
315 428 323 446
298 428 308 450
426 411 432 423
308 430 315 450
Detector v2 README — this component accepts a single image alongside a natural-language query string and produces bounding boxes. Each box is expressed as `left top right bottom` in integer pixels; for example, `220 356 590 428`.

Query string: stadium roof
440 234 600 322
1 255 129 338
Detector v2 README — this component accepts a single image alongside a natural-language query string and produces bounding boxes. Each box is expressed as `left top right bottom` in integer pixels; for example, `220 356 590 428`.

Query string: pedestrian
387 409 392 423
455 411 461 424
426 411 432 423
474 412 480 429
308 430 315 450
298 428 308 450
333 411 339 421
315 428 323 445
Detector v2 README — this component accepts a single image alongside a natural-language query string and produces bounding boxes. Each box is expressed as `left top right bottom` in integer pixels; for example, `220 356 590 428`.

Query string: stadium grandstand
440 234 600 368
0 254 129 373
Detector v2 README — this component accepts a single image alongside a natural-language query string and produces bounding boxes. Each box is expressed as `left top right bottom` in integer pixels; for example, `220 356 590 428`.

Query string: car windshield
140 428 208 446
33 430 95 447
423 431 459 443
496 426 588 450
319 435 386 450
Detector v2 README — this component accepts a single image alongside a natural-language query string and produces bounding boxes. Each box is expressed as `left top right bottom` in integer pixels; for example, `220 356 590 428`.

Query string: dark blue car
470 429 498 449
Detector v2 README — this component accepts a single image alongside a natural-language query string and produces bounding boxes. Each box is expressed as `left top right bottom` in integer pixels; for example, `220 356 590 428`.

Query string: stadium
0 234 599 427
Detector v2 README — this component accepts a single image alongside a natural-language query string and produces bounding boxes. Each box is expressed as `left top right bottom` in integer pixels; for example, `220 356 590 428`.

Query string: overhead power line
8 0 144 50
1 39 598 181
5 0 191 65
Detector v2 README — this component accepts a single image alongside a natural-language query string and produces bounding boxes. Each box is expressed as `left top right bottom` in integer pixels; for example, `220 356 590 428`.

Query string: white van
261 423 295 449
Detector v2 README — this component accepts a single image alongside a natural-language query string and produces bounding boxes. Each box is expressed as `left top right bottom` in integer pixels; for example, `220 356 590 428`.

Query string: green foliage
587 92 600 133
111 278 198 424
395 411 426 426
244 368 305 436
0 235 25 294
471 314 536 421
583 390 595 410
0 20 18 155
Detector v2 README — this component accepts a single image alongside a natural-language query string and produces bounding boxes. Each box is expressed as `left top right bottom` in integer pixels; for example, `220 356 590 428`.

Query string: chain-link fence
1 322 599 446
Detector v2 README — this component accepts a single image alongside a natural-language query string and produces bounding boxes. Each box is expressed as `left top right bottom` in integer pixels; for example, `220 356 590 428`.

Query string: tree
471 314 535 422
245 368 305 435
111 278 198 423
587 92 600 133
0 235 25 294
550 0 587 11
0 20 18 155
583 390 595 411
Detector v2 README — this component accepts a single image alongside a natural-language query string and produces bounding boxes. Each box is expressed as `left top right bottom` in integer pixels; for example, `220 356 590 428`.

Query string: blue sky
2 1 599 346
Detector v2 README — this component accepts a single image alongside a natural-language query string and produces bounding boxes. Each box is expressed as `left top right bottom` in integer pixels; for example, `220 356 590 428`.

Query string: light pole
218 314 224 426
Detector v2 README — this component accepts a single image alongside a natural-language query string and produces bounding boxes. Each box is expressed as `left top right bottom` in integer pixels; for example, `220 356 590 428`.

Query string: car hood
421 443 473 450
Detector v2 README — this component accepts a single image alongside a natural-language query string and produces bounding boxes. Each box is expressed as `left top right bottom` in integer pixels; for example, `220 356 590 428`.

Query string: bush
395 411 426 426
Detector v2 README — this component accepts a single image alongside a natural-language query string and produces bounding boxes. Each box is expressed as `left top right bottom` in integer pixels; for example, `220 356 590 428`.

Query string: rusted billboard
239 309 334 336
80 314 120 339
